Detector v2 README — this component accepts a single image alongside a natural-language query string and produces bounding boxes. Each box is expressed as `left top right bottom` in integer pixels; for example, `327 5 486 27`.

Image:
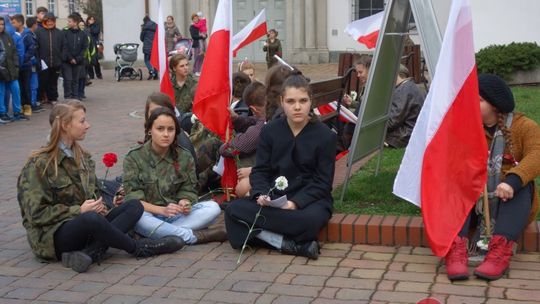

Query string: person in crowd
36 7 48 28
77 20 94 100
170 53 197 115
11 14 37 117
123 107 226 245
36 13 63 104
220 81 267 198
61 14 87 100
263 29 282 69
189 13 205 76
385 65 426 148
17 101 185 273
20 16 43 114
445 74 540 281
238 59 257 82
0 16 27 122
192 11 207 52
230 72 252 118
265 64 293 121
86 16 102 79
165 15 181 53
140 15 157 80
225 71 336 259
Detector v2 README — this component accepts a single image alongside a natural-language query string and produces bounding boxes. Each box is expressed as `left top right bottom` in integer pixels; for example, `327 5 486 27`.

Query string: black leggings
54 199 143 259
460 182 533 241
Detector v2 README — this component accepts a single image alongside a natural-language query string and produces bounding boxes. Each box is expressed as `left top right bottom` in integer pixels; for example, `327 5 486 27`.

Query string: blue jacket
2 15 24 68
21 28 37 71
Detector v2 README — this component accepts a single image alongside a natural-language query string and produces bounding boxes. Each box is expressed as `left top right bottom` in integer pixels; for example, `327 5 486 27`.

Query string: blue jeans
134 200 221 244
0 80 22 114
144 53 156 75
31 72 38 106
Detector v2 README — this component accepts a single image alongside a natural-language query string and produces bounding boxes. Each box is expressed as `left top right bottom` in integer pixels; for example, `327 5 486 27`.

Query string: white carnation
275 176 288 191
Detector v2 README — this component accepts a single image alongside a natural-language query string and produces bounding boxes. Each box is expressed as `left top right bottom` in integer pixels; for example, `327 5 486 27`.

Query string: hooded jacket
62 27 88 65
35 19 64 69
0 28 19 81
21 28 38 71
140 20 157 55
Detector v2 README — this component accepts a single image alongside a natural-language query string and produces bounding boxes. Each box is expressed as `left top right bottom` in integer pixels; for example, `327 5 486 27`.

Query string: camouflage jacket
171 73 198 114
123 140 198 206
17 150 99 261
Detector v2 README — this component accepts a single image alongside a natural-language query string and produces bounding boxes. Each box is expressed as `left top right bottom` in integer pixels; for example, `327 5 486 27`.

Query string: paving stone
271 295 314 304
285 264 336 276
231 280 271 293
290 275 328 286
103 284 159 296
5 287 48 300
168 288 209 300
312 299 369 304
431 283 486 297
134 275 173 287
506 288 540 301
335 288 373 300
371 291 430 303
201 290 260 303
254 294 278 304
362 252 394 261
350 268 386 279
101 295 146 304
37 290 95 303
325 277 378 289
339 259 389 269
394 281 431 293
266 283 322 297
384 271 436 283
446 295 485 304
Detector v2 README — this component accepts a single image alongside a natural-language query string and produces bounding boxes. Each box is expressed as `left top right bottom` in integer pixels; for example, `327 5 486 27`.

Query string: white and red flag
393 0 488 257
232 9 267 57
192 0 237 190
344 11 384 49
150 0 175 104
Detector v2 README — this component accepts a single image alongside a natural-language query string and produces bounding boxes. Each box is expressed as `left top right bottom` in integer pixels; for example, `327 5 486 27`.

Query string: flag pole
225 123 231 201
483 184 491 237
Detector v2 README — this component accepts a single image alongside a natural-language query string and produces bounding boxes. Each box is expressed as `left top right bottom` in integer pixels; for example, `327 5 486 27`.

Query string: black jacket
62 28 88 65
88 23 100 45
250 117 337 212
386 78 426 148
140 21 157 54
21 28 38 71
0 31 19 81
36 26 64 69
189 25 203 49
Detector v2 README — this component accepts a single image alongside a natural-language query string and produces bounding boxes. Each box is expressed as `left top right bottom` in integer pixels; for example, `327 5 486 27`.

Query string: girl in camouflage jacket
17 102 185 273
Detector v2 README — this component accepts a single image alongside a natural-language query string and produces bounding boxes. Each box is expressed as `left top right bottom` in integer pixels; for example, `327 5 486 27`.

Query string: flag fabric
232 9 267 57
314 101 358 124
192 0 237 191
344 11 384 49
150 0 175 104
192 0 232 142
393 0 487 257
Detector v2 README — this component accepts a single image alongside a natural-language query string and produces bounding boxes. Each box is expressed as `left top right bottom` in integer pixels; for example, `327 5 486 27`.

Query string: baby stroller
169 38 193 60
114 43 143 82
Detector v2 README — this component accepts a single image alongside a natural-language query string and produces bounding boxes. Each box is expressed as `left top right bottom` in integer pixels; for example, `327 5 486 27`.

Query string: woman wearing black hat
445 74 540 281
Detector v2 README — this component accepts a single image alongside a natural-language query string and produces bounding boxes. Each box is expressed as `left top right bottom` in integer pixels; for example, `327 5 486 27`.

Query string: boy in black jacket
36 12 63 103
61 14 87 100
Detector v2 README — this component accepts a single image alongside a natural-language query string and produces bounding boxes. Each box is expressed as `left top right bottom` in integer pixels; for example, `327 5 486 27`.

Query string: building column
305 0 316 49
293 0 305 50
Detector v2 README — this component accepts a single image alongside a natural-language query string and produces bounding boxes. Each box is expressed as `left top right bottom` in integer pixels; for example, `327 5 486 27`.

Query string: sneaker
147 73 154 80
23 105 32 116
32 104 45 113
0 114 13 123
13 113 30 121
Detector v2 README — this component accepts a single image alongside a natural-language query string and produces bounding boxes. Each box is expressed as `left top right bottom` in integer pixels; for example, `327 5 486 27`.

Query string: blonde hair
30 101 88 177
238 60 255 73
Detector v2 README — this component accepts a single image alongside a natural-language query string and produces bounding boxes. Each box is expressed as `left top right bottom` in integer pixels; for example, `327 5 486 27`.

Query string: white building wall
328 0 540 53
102 0 146 62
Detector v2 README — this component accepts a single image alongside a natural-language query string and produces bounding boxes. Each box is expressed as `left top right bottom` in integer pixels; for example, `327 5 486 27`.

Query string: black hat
43 12 56 21
478 74 514 113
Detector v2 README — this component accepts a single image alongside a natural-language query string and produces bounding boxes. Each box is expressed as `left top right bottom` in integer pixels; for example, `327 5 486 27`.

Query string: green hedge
476 42 540 81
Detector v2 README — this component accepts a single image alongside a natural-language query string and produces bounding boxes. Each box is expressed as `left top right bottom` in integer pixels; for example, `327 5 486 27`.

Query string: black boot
61 251 93 273
132 236 185 258
280 238 320 260
147 72 154 80
82 242 109 265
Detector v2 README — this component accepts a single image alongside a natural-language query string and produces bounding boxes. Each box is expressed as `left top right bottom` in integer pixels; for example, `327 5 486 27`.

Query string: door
233 0 286 63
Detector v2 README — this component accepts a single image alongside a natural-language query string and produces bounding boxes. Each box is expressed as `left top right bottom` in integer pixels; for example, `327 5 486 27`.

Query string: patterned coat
17 151 99 260
123 141 198 206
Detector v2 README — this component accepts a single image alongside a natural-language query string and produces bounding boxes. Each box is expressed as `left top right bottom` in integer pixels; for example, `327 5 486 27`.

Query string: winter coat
62 28 88 65
140 20 157 55
263 39 282 66
88 23 100 45
36 26 64 69
21 28 38 71
189 25 203 49
165 25 181 52
0 31 19 81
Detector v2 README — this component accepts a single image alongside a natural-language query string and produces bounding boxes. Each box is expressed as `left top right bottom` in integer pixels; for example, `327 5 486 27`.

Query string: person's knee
79 211 106 227
200 200 221 218
235 179 250 198
123 199 144 218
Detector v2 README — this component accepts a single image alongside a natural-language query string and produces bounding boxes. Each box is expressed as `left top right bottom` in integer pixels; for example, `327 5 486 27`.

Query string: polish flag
314 101 357 124
150 0 175 105
345 11 384 49
393 0 487 257
192 0 237 190
232 9 267 57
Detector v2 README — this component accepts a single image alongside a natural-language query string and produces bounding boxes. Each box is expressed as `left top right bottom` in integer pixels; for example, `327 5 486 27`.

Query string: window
352 0 385 20
68 0 78 14
48 0 56 15
25 0 34 16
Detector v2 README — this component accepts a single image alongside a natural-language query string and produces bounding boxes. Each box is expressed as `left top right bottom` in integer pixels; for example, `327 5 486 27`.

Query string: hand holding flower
178 199 192 215
162 203 182 217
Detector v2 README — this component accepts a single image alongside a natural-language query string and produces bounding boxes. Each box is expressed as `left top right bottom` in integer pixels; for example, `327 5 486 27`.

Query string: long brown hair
145 107 181 170
30 101 88 177
265 65 293 120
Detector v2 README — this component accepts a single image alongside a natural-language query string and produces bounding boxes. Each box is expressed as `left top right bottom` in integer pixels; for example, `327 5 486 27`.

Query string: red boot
445 236 469 280
474 235 514 280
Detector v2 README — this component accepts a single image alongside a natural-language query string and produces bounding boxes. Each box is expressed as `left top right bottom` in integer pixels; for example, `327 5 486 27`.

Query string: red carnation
102 153 118 168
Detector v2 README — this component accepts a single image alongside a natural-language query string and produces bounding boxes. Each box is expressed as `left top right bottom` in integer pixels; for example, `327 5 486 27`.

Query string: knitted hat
478 74 515 113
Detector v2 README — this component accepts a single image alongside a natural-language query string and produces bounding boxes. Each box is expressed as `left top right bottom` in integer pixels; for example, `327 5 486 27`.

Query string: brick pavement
1 66 540 303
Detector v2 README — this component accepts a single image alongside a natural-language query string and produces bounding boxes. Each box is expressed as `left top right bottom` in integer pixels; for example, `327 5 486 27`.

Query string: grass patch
335 85 540 218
